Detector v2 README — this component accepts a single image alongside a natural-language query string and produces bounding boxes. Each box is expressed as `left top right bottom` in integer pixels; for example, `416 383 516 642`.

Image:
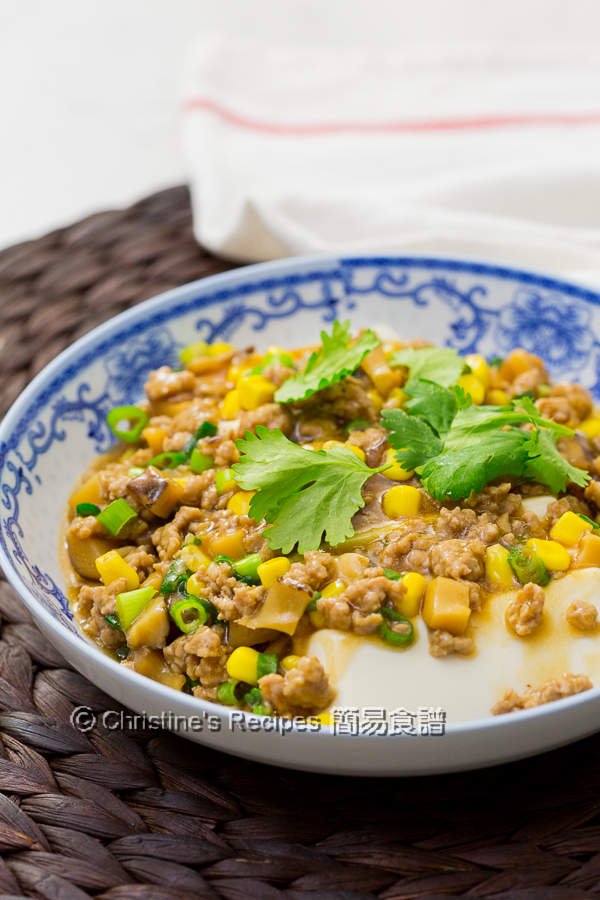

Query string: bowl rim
2 249 600 741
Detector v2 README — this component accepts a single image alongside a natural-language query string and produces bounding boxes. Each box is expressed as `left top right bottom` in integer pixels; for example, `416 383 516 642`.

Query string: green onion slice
345 419 371 433
513 390 536 401
185 675 201 693
104 613 121 630
170 596 208 633
214 554 234 568
383 568 402 581
193 594 218 626
180 341 208 366
107 405 149 443
578 513 600 531
379 607 414 647
189 449 213 474
116 646 130 660
148 451 188 469
306 590 321 613
508 545 550 587
96 498 137 536
159 559 190 595
257 652 278 679
244 687 263 707
128 466 145 478
217 682 238 706
249 350 295 376
193 420 218 440
115 586 156 631
76 502 100 517
182 420 219 455
233 553 262 585
215 468 236 492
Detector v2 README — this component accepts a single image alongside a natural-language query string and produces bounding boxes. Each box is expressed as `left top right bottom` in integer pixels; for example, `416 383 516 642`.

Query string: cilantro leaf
420 430 529 499
233 426 383 553
523 428 589 493
404 379 458 436
388 346 464 387
380 385 591 500
381 408 443 470
274 320 380 404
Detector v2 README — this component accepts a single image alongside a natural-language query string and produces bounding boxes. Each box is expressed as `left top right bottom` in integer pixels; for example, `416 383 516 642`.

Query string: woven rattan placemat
0 186 599 900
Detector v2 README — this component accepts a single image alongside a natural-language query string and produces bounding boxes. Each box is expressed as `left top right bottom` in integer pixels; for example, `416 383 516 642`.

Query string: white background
0 0 598 249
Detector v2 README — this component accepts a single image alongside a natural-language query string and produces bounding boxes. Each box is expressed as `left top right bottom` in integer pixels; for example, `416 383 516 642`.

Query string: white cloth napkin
182 34 600 284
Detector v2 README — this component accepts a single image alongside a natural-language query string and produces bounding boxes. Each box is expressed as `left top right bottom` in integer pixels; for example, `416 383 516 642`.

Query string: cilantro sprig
382 381 589 500
274 320 380 404
233 426 384 552
388 346 464 387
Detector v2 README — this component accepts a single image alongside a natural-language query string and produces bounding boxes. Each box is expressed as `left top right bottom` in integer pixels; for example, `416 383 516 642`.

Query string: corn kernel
281 654 301 671
220 389 241 419
383 484 421 518
464 354 490 389
485 543 515 588
227 363 243 383
226 646 259 684
320 579 346 598
367 389 383 411
487 388 510 406
385 386 408 409
207 528 246 560
227 353 262 384
257 556 291 587
579 418 600 439
186 571 207 595
550 511 593 547
176 544 211 573
227 490 256 517
457 373 485 405
324 439 366 459
397 572 427 617
345 443 366 462
142 426 167 454
312 711 334 727
95 550 139 590
237 375 276 410
526 538 571 572
180 340 208 365
207 341 234 357
383 447 414 481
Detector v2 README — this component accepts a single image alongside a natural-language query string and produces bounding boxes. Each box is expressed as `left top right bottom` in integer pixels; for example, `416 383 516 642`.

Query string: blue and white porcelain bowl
2 254 600 776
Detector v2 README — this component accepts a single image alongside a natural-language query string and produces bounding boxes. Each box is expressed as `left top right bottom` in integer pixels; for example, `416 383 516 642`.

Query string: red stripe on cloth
184 98 600 135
